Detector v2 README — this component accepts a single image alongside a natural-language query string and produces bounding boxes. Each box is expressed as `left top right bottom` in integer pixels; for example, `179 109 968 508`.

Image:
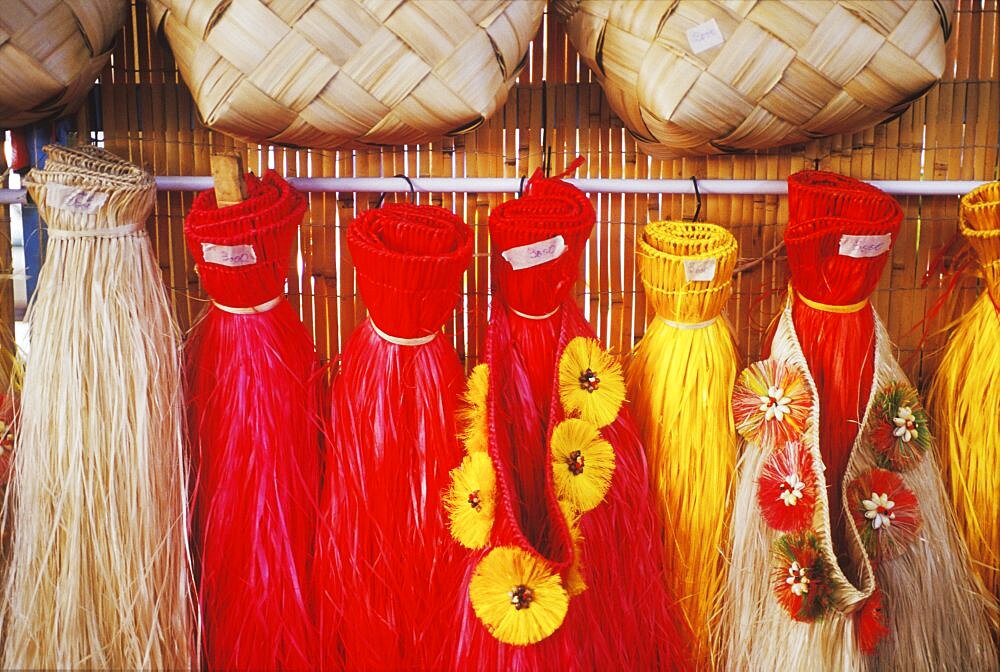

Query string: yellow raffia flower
469 547 570 645
459 364 489 454
559 500 588 596
558 337 625 428
445 452 496 549
550 419 616 513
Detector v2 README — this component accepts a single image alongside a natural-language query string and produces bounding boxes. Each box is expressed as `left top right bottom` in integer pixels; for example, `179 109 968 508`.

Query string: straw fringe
627 220 738 669
1 148 196 669
928 182 1000 604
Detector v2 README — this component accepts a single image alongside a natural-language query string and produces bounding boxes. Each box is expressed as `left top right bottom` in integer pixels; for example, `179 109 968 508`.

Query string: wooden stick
210 153 248 207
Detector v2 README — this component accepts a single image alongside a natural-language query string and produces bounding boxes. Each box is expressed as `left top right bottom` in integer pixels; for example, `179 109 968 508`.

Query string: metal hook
376 174 417 207
688 175 702 222
517 174 527 198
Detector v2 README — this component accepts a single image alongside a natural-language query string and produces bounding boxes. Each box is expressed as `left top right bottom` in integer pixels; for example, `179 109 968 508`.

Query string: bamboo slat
78 1 1000 390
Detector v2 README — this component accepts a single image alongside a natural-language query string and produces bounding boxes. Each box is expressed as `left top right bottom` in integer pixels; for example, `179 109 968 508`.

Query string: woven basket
0 0 128 129
555 0 954 157
147 0 544 148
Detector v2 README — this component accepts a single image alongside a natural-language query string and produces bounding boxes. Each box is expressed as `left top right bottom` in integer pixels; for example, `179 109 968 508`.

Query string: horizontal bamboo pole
0 178 990 204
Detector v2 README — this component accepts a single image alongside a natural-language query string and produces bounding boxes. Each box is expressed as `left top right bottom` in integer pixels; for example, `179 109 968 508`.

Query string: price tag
202 242 258 267
47 183 108 214
838 234 892 258
501 235 566 270
686 19 725 55
684 257 718 282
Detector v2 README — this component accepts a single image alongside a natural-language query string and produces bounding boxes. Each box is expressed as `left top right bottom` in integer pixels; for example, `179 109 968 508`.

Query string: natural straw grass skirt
184 170 320 671
316 202 473 671
1 145 196 669
443 161 693 671
626 220 739 670
724 172 997 671
929 182 1000 605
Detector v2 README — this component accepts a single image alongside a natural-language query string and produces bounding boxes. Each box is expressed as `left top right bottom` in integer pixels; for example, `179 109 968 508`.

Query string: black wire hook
688 175 702 222
517 174 527 198
376 174 417 207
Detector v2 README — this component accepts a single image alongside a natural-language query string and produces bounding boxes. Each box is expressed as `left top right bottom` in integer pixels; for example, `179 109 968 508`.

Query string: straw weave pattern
146 0 544 148
557 0 954 157
0 0 128 128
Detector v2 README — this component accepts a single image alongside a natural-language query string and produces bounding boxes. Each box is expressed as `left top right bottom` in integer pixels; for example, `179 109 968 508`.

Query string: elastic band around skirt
212 295 283 314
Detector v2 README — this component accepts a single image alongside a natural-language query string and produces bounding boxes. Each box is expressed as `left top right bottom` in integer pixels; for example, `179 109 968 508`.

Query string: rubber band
796 289 868 314
370 319 437 346
212 296 283 314
46 222 145 238
510 306 560 320
661 316 718 330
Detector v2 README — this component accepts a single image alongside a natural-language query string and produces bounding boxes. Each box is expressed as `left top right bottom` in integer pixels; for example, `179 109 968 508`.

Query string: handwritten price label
684 257 718 282
686 19 724 55
47 183 109 214
202 243 258 267
838 234 892 258
501 235 567 271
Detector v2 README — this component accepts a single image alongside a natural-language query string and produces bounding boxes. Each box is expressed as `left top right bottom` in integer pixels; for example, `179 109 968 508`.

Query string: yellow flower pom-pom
459 364 489 454
445 452 496 549
550 419 616 513
558 337 625 428
558 500 588 597
469 547 569 646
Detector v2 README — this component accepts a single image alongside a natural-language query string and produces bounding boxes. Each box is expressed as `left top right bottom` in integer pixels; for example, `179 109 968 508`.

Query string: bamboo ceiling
87 0 1000 388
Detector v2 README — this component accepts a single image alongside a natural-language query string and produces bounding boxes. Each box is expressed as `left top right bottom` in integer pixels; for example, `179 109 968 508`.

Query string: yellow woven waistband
795 289 869 314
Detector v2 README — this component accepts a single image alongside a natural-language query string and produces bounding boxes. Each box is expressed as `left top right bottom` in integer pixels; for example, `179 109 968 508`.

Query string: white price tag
684 257 718 282
47 183 108 214
202 242 258 267
838 234 892 258
686 19 725 55
501 235 566 270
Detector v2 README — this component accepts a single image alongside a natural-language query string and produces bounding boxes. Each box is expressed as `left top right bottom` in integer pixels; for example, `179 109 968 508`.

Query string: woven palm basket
0 0 128 129
147 0 544 148
554 0 954 157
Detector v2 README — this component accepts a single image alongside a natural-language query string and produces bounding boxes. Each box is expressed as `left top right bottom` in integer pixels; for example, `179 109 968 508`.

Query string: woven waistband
510 306 560 320
370 319 437 346
46 222 145 239
212 296 283 314
661 316 718 330
796 289 869 314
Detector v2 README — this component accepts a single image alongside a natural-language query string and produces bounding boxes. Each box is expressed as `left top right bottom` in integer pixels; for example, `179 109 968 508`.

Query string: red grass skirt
316 203 473 670
780 170 902 559
185 172 320 670
448 167 692 670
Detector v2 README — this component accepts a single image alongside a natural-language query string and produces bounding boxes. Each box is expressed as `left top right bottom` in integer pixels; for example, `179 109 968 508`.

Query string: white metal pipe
0 178 990 204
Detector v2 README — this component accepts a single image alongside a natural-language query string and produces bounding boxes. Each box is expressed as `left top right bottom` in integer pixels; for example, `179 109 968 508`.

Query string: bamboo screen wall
83 1 1000 387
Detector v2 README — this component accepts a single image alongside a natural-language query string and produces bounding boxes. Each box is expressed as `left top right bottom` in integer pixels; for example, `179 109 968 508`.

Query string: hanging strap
796 289 869 314
510 306 560 321
46 222 145 238
212 296 283 314
370 319 437 346
661 316 718 330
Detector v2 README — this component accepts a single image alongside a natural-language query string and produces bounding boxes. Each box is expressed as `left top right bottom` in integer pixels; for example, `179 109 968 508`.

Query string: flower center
906 420 916 430
578 368 600 392
566 450 585 476
509 584 534 610
468 490 482 511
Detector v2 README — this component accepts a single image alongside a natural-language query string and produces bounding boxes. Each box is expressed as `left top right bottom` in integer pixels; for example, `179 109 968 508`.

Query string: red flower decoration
733 360 812 449
847 468 922 560
867 383 930 472
757 441 817 532
771 531 831 622
857 586 890 655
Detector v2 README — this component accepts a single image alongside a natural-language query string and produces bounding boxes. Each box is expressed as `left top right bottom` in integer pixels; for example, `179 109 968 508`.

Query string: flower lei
446 337 624 645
